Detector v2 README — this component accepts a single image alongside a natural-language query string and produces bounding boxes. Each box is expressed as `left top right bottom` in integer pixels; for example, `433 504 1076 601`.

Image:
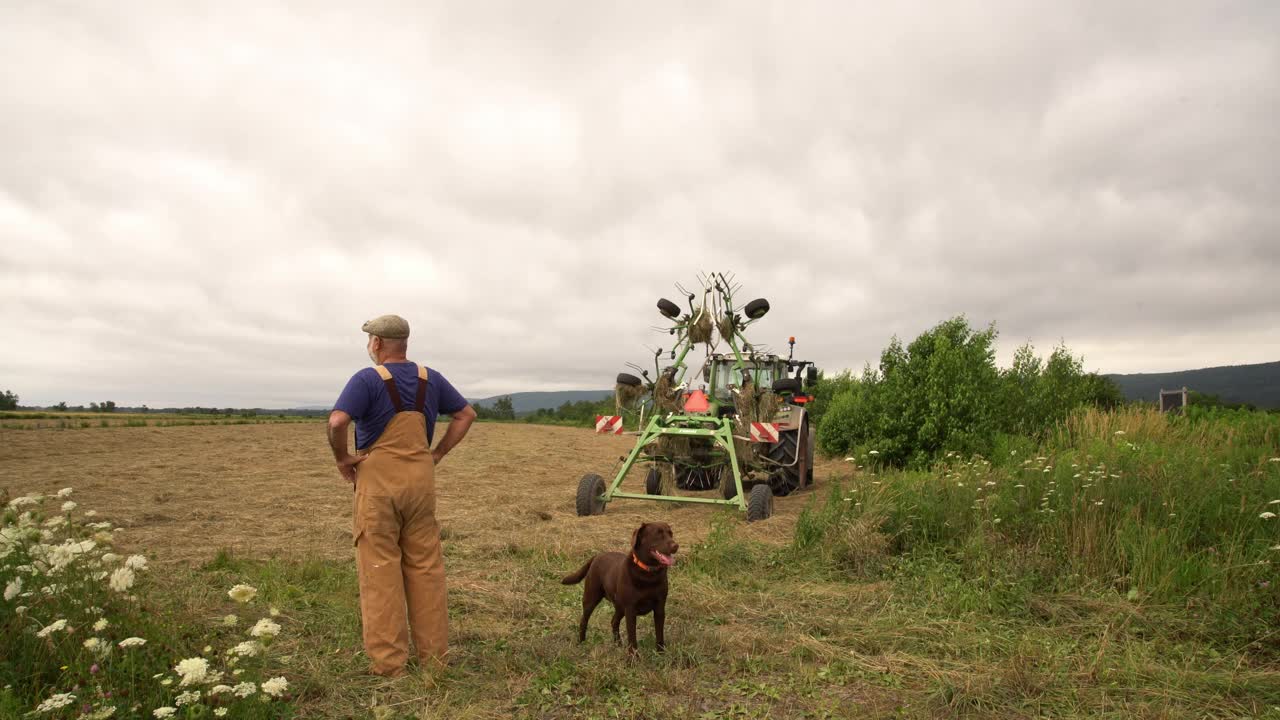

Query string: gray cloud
2 1 1278 407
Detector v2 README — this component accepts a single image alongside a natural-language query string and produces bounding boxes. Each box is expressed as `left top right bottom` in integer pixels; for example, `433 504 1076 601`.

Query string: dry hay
614 381 646 412
688 305 714 344
653 370 684 413
732 382 781 424
717 315 736 342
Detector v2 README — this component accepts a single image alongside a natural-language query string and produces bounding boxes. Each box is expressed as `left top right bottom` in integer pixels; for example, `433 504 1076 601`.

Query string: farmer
326 314 477 677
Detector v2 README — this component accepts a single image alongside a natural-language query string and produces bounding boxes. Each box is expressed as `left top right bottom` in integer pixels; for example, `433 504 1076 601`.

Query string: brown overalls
352 364 447 675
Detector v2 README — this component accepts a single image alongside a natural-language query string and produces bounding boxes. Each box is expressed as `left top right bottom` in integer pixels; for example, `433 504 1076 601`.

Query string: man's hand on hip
336 453 367 485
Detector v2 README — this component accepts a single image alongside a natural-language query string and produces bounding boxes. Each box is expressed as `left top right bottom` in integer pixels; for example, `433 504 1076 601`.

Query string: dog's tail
560 557 594 585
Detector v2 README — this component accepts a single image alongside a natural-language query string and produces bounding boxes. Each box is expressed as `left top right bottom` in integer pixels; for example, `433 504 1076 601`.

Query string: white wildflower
84 510 98 517
227 584 257 603
118 637 146 648
843 457 855 462
1113 430 1125 435
57 488 73 498
269 606 280 617
221 614 238 627
868 450 879 455
1269 500 1280 505
35 692 76 712
230 641 261 657
61 501 77 512
15 606 26 615
4 577 22 601
1268 457 1280 463
1261 512 1277 520
85 707 116 719
209 685 233 696
160 678 172 686
101 553 121 564
174 691 200 706
124 555 148 571
83 637 102 650
174 657 209 686
250 618 281 639
153 708 176 718
44 516 67 529
109 567 135 593
214 710 227 718
232 682 256 698
261 676 288 698
94 618 109 631
36 619 68 637
9 495 42 509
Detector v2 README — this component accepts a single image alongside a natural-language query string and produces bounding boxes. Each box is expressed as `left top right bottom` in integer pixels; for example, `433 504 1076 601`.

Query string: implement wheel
721 468 740 500
747 484 774 522
575 473 606 516
645 467 662 495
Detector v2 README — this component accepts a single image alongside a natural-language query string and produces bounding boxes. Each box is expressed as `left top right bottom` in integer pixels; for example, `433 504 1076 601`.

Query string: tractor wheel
616 372 642 387
766 421 809 497
772 377 801 395
645 467 662 495
575 473 606 516
804 423 816 487
747 484 774 522
721 466 742 499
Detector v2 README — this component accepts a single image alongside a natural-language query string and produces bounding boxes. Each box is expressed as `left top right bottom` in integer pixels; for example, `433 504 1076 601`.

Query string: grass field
3 419 1279 719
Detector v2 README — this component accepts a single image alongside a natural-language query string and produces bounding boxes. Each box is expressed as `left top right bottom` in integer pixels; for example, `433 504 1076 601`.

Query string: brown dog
561 521 679 653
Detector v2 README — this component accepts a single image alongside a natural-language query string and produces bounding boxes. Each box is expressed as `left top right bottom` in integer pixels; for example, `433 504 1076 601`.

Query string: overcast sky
2 1 1278 408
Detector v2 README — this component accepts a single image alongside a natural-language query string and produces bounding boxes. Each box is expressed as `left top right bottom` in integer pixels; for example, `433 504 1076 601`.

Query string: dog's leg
625 608 639 655
654 605 666 652
610 607 623 644
579 585 604 643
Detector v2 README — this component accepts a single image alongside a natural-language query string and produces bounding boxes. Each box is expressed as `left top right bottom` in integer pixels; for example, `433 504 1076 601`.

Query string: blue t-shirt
333 362 468 450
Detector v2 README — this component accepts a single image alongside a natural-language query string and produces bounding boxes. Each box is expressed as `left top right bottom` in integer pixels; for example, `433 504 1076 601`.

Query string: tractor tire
575 473 606 516
676 466 719 491
657 298 682 319
616 372 642 387
766 421 810 497
645 467 662 495
744 298 770 319
747 484 774 522
721 468 740 500
772 377 801 395
805 424 816 487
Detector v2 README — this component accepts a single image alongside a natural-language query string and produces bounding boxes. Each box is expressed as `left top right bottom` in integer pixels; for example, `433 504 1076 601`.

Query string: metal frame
598 413 749 511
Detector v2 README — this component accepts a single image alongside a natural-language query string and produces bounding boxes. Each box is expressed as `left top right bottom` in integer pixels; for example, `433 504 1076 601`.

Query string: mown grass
12 406 1278 718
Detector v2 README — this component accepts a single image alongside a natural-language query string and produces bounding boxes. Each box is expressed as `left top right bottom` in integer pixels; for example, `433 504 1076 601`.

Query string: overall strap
372 365 403 412
415 365 429 414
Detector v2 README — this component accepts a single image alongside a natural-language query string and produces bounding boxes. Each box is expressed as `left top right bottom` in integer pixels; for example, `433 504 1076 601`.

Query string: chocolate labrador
561 521 679 653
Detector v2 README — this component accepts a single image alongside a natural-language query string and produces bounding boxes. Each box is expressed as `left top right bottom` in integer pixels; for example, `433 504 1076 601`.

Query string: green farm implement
575 272 818 522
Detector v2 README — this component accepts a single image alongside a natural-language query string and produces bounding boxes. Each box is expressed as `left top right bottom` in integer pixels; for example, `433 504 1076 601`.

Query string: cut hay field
3 421 1278 719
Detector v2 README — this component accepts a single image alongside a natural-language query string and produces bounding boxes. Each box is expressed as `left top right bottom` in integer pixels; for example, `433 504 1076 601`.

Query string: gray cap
361 314 410 339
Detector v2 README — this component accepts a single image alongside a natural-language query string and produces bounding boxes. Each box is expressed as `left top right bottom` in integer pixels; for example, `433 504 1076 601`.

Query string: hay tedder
575 272 818 522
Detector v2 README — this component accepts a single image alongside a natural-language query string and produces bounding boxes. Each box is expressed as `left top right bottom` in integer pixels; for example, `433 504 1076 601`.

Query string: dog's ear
631 522 648 551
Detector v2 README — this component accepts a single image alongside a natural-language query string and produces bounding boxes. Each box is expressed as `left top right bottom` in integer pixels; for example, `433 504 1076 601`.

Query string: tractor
574 272 818 522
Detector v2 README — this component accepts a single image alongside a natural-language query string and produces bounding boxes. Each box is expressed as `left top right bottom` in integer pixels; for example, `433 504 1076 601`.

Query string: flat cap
361 314 410 339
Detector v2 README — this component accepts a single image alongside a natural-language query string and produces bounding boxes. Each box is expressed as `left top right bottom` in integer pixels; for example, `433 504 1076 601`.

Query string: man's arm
432 404 477 465
327 410 366 485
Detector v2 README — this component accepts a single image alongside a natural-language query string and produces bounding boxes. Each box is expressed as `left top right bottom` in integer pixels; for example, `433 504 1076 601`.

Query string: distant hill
469 390 612 415
1106 361 1280 409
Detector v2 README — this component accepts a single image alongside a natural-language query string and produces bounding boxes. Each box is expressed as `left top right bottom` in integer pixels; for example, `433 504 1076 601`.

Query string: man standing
327 314 477 677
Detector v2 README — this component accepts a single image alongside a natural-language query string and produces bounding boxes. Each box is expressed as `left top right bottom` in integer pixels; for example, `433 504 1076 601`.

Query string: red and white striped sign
749 422 781 443
595 415 624 434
